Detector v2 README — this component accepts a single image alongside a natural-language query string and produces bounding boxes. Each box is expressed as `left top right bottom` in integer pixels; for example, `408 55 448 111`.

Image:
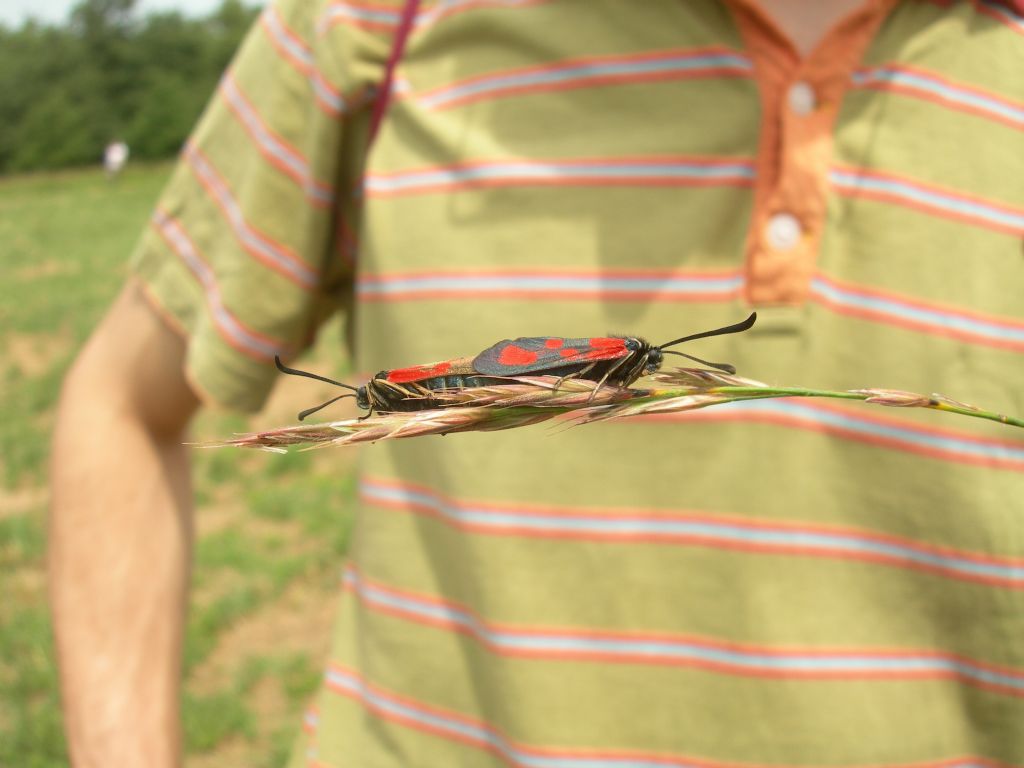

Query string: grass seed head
206 367 1022 451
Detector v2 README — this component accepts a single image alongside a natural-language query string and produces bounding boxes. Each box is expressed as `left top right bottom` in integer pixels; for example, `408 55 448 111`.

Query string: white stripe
366 161 755 194
221 75 335 205
852 67 1024 126
153 212 283 359
418 53 752 109
809 277 1024 345
830 169 1024 232
358 273 744 296
186 147 319 288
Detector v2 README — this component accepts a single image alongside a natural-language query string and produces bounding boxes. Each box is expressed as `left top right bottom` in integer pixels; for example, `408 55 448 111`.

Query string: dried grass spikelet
207 368 1023 452
210 376 642 452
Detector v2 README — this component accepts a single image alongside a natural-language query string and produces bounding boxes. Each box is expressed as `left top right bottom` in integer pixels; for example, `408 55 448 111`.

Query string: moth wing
473 337 628 375
386 356 477 384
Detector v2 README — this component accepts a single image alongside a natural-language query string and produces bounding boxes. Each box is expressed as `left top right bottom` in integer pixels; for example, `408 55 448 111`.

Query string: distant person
103 140 129 180
51 1 1024 767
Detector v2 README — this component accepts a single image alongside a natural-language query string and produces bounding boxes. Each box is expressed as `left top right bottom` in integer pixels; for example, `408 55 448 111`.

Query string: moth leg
587 370 614 403
362 389 389 420
586 356 629 403
552 363 595 392
551 371 578 391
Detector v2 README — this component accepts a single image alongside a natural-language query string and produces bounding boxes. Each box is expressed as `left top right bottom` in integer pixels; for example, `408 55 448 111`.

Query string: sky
0 0 235 27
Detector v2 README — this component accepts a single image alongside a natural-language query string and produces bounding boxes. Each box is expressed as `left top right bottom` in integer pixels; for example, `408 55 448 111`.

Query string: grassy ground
0 164 356 767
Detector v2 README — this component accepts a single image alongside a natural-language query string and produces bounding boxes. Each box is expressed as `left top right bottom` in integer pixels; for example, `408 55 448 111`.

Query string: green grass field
0 164 356 767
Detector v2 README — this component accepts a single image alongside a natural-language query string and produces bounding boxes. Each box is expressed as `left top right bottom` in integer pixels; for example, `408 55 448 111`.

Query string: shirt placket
726 0 899 306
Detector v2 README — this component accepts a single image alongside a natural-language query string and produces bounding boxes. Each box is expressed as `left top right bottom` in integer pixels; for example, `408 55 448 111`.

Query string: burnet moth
276 312 756 421
273 356 509 421
473 312 757 392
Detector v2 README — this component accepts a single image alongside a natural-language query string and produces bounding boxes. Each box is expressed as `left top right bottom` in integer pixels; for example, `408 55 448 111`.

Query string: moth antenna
298 393 356 421
661 350 736 374
275 355 360 392
657 312 757 350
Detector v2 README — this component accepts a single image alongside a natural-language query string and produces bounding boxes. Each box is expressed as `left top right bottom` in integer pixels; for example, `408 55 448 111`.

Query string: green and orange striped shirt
132 0 1024 765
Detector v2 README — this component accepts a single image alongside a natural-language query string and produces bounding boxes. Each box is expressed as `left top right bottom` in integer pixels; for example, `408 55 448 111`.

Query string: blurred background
1 1 359 764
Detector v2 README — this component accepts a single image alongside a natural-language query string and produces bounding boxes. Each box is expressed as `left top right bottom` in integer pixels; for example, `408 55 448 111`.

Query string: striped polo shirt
131 0 1024 765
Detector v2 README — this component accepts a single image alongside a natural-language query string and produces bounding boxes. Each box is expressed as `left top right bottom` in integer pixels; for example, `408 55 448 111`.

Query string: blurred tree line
0 0 259 174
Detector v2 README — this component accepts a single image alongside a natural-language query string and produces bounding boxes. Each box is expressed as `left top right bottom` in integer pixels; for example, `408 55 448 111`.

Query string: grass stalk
207 368 1024 452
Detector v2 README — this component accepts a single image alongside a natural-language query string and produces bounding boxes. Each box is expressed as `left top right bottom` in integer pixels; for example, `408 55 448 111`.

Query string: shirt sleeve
130 0 387 411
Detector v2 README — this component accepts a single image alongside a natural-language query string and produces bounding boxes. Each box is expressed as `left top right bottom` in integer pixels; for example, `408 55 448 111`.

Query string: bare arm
50 280 201 768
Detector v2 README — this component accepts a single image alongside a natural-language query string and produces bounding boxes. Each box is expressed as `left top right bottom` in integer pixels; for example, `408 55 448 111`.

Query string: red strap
368 0 421 145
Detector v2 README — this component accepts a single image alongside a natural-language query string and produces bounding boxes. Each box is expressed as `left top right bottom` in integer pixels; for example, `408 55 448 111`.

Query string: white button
765 212 803 251
787 81 817 115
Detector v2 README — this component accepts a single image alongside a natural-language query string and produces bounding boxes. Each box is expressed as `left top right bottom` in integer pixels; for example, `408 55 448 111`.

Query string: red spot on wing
475 336 631 375
498 345 539 366
590 337 626 349
584 338 628 360
387 360 453 383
